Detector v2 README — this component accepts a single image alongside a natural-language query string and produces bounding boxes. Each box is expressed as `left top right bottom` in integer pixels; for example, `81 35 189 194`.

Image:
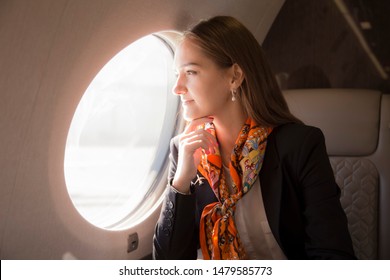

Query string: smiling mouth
182 100 194 106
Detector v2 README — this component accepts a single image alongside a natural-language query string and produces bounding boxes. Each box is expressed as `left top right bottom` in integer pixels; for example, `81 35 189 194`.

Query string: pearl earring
231 89 237 101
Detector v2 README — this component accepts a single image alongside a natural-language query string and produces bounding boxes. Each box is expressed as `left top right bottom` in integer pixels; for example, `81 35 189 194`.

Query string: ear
230 63 245 89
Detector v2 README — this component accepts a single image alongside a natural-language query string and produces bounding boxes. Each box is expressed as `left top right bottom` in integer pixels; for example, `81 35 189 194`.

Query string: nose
172 74 187 96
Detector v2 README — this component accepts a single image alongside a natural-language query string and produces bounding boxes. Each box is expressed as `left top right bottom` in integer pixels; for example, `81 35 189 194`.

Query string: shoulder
271 122 325 146
269 122 327 159
273 122 323 139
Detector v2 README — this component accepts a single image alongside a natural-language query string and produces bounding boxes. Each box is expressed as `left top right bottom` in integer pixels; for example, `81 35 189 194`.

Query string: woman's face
173 38 233 121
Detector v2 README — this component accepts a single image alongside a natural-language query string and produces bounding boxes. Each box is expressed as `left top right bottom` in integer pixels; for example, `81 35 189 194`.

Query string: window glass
64 34 178 229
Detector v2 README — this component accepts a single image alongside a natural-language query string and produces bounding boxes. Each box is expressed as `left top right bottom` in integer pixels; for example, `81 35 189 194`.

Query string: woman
153 16 356 260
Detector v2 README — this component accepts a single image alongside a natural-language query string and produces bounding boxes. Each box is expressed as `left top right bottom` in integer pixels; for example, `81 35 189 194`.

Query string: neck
213 105 247 166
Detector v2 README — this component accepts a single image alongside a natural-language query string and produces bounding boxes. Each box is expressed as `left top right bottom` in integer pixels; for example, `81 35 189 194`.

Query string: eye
186 70 197 75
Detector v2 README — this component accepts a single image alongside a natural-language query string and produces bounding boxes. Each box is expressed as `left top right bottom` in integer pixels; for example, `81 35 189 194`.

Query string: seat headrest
283 89 381 156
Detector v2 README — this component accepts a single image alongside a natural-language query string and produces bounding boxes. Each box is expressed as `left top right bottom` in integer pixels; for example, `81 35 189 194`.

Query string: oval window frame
63 31 184 230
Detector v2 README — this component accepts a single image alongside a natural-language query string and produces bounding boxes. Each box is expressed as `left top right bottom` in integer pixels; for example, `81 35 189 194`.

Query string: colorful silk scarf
198 118 272 260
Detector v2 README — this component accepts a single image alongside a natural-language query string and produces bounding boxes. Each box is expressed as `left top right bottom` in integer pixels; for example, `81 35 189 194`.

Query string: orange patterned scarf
198 118 272 260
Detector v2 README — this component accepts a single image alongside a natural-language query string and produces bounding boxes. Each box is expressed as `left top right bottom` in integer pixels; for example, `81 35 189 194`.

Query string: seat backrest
283 89 390 260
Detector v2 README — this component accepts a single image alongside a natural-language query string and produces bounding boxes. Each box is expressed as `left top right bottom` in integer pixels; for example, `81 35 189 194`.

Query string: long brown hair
183 16 302 127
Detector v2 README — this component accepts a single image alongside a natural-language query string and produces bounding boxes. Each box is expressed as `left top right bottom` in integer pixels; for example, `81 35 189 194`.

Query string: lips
181 99 194 106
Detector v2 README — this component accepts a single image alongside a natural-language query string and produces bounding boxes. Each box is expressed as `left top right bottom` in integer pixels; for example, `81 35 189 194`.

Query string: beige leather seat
284 89 390 260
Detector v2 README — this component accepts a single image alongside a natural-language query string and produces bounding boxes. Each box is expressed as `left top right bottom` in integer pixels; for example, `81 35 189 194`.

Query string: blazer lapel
259 129 283 246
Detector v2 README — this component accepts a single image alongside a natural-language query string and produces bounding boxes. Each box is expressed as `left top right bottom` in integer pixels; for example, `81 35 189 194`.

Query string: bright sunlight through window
64 34 178 229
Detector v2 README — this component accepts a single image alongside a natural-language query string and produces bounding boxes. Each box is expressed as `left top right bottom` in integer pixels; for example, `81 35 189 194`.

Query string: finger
180 138 212 157
180 130 218 152
181 130 219 156
184 117 214 134
180 133 213 151
181 128 216 143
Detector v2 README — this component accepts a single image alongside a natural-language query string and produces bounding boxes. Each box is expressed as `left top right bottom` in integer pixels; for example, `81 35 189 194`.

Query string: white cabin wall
0 0 284 259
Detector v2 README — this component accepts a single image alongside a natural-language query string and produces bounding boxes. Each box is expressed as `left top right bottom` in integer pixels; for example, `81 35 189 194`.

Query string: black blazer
153 123 356 259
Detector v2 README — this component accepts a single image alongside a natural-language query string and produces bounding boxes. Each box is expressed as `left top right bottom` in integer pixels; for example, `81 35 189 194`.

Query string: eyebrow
177 62 202 69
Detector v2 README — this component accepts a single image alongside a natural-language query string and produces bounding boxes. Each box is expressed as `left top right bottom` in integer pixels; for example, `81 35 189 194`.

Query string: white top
223 165 287 260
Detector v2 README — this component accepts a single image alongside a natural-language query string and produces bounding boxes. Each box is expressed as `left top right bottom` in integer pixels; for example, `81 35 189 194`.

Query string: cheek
201 77 229 96
190 75 230 106
209 83 231 104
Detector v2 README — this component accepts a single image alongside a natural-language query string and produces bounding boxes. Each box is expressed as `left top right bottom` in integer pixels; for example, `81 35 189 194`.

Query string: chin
182 114 198 122
182 109 204 122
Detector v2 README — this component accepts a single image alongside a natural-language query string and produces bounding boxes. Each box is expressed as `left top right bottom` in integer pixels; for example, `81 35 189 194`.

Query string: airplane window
64 34 179 229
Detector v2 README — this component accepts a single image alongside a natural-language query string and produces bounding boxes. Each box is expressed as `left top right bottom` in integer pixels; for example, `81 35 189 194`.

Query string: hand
172 117 218 193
